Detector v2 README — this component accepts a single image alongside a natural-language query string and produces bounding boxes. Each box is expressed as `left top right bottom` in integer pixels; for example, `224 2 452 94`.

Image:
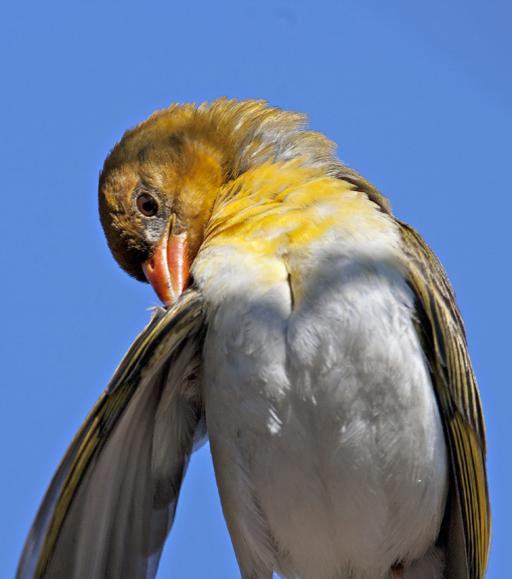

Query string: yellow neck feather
203 159 392 257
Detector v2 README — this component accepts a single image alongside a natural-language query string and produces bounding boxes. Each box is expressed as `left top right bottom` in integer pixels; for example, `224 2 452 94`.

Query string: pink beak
141 222 189 308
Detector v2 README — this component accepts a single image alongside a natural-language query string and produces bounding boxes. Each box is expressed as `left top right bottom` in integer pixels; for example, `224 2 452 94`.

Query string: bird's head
99 103 233 307
98 98 372 307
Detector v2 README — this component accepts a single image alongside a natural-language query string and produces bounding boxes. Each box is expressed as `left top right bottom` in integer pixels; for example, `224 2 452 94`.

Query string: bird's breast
193 175 447 578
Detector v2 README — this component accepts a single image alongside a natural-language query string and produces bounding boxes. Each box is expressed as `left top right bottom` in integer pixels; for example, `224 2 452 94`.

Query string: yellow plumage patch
203 158 391 258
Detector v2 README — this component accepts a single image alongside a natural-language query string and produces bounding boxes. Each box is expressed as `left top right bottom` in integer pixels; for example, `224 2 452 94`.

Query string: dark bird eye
136 193 159 217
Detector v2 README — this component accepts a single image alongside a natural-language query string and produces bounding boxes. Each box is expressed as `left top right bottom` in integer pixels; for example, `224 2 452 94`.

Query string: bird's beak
141 216 189 308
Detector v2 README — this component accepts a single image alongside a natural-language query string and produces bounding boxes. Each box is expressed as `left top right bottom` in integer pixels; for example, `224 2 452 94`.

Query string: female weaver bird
17 98 490 579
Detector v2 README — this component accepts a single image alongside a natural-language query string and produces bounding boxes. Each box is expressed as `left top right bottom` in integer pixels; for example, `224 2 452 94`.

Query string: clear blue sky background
1 2 510 578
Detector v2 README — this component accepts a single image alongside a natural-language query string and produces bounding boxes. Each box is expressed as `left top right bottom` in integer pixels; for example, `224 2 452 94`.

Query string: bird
17 98 490 579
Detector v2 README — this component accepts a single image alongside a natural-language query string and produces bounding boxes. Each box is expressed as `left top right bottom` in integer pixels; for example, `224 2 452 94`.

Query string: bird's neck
193 159 403 305
205 159 392 250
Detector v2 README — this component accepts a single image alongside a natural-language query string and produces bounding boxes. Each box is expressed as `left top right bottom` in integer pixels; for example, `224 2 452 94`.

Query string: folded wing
399 222 491 579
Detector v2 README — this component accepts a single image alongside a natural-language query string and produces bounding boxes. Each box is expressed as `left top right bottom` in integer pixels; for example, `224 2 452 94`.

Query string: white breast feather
195 226 448 579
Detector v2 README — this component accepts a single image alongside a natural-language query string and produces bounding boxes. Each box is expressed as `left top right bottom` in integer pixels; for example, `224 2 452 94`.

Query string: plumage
17 98 490 579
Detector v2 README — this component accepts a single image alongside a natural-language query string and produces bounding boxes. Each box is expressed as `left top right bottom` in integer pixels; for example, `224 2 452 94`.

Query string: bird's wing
17 288 207 579
398 221 491 579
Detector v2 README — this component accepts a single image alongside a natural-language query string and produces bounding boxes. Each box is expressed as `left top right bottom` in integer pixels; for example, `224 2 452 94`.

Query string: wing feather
398 221 490 579
16 288 206 579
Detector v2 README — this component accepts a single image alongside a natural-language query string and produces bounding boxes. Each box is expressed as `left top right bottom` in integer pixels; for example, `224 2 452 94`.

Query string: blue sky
1 2 510 577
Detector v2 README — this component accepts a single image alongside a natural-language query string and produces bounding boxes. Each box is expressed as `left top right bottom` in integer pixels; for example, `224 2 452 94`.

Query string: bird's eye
136 193 159 217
